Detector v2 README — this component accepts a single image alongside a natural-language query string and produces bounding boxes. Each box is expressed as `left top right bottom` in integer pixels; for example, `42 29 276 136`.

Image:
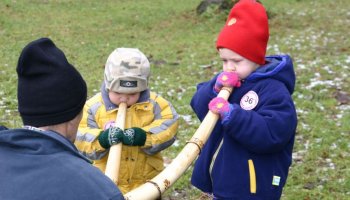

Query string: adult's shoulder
63 156 124 199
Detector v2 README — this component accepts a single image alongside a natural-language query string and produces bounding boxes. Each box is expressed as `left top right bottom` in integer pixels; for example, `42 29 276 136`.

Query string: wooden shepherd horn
124 87 233 200
105 102 128 184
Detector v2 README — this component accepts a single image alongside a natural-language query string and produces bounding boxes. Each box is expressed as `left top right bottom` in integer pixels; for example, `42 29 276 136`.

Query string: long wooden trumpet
105 102 128 184
124 87 233 200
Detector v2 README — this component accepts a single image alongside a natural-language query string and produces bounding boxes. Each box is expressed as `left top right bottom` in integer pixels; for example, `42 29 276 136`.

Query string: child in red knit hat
190 0 297 199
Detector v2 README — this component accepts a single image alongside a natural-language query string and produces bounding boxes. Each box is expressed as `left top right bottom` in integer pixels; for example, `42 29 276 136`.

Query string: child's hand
214 71 241 93
208 97 234 121
122 127 147 146
98 127 124 149
98 127 147 148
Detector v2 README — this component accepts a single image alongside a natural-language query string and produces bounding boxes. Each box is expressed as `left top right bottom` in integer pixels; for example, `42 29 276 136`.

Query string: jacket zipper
248 159 257 194
209 139 224 182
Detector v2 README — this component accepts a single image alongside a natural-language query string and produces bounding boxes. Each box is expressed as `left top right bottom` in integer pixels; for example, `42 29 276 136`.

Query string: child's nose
227 63 236 72
119 95 127 102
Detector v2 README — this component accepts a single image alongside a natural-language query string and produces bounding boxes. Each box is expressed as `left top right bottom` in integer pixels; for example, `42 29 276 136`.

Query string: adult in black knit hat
17 37 87 127
0 38 124 200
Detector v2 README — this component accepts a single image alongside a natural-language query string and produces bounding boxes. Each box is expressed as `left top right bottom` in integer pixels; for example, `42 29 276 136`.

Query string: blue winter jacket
191 55 297 200
0 128 124 200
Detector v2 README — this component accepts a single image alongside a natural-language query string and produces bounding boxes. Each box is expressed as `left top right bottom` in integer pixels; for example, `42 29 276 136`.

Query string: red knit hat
216 0 269 65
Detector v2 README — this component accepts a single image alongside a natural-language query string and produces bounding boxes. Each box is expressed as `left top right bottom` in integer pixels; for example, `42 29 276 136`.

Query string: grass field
0 0 349 199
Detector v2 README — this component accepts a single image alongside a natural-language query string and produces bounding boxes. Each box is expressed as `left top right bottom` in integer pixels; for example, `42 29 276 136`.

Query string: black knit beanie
17 38 87 127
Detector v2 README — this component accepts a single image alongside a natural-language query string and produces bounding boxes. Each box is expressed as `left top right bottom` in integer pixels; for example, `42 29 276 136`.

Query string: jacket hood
246 55 295 94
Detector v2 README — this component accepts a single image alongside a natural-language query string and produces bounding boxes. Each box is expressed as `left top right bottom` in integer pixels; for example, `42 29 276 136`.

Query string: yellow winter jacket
75 88 178 194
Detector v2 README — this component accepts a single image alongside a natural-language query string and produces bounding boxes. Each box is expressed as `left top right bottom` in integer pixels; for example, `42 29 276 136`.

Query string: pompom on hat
216 0 269 65
17 38 87 127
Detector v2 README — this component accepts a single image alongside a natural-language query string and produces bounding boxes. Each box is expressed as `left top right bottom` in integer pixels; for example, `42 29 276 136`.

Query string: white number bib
240 90 259 110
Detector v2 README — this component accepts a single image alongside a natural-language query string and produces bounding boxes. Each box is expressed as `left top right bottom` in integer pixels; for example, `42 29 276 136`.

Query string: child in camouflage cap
75 48 179 194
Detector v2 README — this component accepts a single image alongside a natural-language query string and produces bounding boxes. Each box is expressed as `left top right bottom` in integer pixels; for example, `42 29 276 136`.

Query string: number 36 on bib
240 90 259 110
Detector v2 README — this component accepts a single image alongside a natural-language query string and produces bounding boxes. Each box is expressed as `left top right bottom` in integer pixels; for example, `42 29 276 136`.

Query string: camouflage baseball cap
104 48 150 93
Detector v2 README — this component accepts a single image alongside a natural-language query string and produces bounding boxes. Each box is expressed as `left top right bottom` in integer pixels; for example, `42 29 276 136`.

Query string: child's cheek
109 96 120 106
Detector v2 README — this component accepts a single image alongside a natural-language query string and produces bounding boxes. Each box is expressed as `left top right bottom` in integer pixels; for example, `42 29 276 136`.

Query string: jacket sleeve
190 76 218 121
223 81 297 154
142 93 179 155
75 98 108 160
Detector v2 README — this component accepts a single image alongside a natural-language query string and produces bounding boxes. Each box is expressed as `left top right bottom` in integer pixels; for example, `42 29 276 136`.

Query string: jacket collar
0 128 92 163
